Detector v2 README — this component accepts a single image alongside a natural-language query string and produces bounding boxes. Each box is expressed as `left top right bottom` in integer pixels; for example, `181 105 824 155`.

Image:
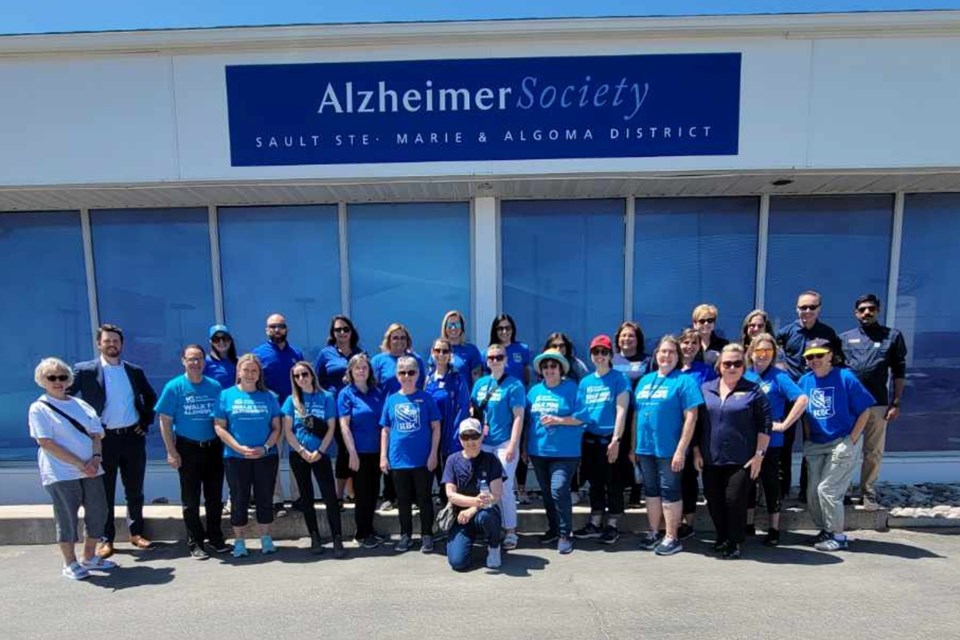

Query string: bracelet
92 453 102 458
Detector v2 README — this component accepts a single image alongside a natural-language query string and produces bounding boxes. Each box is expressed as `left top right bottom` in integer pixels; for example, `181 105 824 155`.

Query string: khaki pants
859 406 888 498
805 436 863 534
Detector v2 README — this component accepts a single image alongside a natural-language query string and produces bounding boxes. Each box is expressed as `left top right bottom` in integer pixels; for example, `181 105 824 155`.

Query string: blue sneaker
639 531 664 551
231 539 248 558
260 535 277 554
654 536 683 556
557 536 574 555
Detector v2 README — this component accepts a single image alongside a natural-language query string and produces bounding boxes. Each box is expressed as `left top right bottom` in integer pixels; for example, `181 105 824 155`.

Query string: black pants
435 450 453 507
225 456 279 527
581 435 626 516
392 467 434 537
354 453 381 539
748 448 783 515
175 437 225 547
382 472 397 503
333 428 351 481
681 449 700 516
101 429 146 541
703 464 753 544
289 452 342 538
515 457 529 488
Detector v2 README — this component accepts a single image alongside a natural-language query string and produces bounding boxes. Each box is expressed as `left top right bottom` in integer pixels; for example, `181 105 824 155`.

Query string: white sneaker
62 562 90 581
80 556 118 571
486 546 502 569
501 532 519 550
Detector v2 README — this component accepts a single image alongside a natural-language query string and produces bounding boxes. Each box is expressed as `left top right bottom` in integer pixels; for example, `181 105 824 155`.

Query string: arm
380 427 390 473
264 416 281 451
319 417 336 456
608 390 630 463
282 416 309 459
36 438 95 475
887 378 905 422
776 394 809 432
214 418 255 457
887 332 907 421
339 415 361 471
505 406 524 462
850 408 871 444
671 407 699 472
159 414 180 470
427 419 441 471
136 368 158 432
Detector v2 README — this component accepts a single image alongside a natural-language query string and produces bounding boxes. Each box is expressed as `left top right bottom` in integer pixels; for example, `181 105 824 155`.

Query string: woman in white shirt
27 357 114 580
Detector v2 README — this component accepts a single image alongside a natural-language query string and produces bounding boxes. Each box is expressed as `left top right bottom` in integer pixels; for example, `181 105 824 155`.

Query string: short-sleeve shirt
28 395 105 486
314 345 363 394
337 384 385 455
680 361 718 388
634 370 704 458
429 343 483 379
281 390 338 456
504 342 532 381
745 367 804 448
840 324 907 406
800 367 876 443
251 341 305 402
214 387 281 458
526 380 583 458
424 370 471 457
155 374 222 442
203 355 236 390
471 374 526 446
380 390 440 470
698 378 773 466
776 320 843 381
577 370 630 437
371 351 427 396
612 353 649 389
441 450 506 497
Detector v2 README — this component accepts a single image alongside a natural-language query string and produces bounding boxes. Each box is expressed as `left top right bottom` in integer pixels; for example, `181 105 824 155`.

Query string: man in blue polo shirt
157 344 229 558
799 338 875 552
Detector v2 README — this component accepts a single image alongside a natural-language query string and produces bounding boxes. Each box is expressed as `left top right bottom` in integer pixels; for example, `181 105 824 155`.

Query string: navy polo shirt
840 324 907 406
697 378 772 467
775 320 843 380
251 340 304 402
314 344 364 394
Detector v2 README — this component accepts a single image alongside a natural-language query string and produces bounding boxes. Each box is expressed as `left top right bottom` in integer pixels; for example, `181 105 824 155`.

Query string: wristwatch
755 449 766 458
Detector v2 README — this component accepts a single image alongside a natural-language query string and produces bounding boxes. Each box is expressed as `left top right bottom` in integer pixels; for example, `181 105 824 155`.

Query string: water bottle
478 479 492 509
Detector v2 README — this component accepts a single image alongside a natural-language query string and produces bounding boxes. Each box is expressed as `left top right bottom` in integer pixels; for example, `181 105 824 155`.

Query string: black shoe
360 535 380 549
396 534 413 553
572 522 603 539
310 533 325 555
722 542 742 559
677 523 695 541
540 530 560 545
273 502 288 517
598 526 620 545
764 528 780 547
332 536 346 559
843 494 854 506
745 524 757 537
188 544 210 560
797 491 807 503
712 540 728 553
420 536 435 554
208 539 232 554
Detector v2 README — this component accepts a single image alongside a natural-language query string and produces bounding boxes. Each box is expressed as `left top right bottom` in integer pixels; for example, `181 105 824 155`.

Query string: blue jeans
530 456 579 537
447 507 503 571
637 455 682 503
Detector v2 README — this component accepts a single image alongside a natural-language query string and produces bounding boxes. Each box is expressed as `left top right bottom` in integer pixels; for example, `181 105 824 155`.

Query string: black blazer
68 358 158 431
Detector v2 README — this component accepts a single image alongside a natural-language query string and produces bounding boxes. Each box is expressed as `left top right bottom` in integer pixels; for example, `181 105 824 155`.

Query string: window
219 205 341 364
765 196 892 332
347 203 471 357
633 197 758 352
91 208 215 458
0 212 91 460
502 199 624 356
892 194 960 452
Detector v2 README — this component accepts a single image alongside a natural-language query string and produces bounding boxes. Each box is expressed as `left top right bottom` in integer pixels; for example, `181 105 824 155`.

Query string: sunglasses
45 374 70 382
720 360 744 369
433 348 451 355
804 353 828 361
293 372 312 379
268 323 287 329
752 348 774 357
460 433 481 441
446 322 463 330
696 318 717 325
857 305 878 313
496 325 513 333
397 370 417 377
549 342 566 349
487 354 505 362
591 348 612 356
333 326 352 334
211 335 231 343
798 305 820 312
541 361 561 370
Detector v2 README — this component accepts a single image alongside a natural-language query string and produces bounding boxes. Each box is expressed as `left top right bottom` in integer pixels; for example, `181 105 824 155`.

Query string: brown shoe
96 541 115 559
129 535 155 550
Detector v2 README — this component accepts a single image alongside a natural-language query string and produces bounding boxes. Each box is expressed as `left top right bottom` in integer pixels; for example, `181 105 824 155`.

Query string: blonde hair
440 310 467 345
714 343 747 374
380 323 413 353
289 361 319 418
746 332 778 369
235 354 268 391
692 304 719 322
34 357 73 388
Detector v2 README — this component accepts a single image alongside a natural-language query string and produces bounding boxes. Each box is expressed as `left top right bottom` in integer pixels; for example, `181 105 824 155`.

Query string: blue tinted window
219 205 341 363
91 208 215 458
502 200 624 356
765 196 892 332
0 212 92 460
348 203 471 356
633 197 758 351
892 194 960 452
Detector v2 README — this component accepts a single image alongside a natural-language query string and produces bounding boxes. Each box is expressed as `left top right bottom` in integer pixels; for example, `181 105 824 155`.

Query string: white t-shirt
28 395 105 486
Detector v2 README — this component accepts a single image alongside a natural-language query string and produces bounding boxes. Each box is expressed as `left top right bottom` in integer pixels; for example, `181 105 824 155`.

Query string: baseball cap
208 324 232 339
589 335 613 351
803 338 832 357
458 418 483 437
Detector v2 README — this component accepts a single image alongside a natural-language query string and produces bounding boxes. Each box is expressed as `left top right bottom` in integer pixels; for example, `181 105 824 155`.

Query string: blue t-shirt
634 370 704 458
429 343 483 379
380 390 441 470
281 391 338 457
424 370 471 457
214 387 281 459
746 367 804 448
612 353 649 389
441 450 506 496
577 370 630 436
504 342 532 382
681 361 718 388
337 384 385 455
471 374 526 447
800 367 876 444
314 344 362 394
202 355 236 390
371 351 426 396
155 374 222 442
526 380 583 458
251 341 305 402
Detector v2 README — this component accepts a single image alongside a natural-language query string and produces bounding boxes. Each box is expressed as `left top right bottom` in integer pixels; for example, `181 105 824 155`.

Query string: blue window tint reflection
348 203 471 357
893 194 960 452
633 197 758 351
91 208 215 458
219 205 341 364
0 212 92 460
502 199 624 357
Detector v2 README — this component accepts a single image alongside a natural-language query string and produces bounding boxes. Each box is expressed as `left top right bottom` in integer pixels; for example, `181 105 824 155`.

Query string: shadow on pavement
848 538 947 559
87 565 175 590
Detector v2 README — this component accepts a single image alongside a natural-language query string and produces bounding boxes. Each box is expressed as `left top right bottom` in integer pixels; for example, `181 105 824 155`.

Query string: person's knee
449 555 472 572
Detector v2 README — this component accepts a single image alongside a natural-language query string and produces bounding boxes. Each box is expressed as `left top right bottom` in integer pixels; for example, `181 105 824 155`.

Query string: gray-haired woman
28 357 114 580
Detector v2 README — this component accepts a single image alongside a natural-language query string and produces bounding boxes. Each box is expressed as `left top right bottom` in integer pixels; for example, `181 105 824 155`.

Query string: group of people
28 291 907 578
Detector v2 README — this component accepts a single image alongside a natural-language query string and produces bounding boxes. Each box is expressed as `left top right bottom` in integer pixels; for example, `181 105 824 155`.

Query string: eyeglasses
798 305 820 312
487 354 505 362
696 318 717 325
720 360 744 369
804 353 828 361
460 433 481 441
752 348 774 357
549 342 565 349
268 323 287 329
747 323 766 330
397 370 417 377
446 322 463 330
496 325 512 333
184 357 203 364
591 348 611 357
293 372 312 379
333 326 351 334
541 361 561 370
45 374 70 382
211 335 231 343
432 348 450 355
390 335 407 342
857 305 878 313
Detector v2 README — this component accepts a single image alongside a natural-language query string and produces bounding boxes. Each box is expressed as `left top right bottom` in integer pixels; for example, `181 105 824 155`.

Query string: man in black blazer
69 323 157 559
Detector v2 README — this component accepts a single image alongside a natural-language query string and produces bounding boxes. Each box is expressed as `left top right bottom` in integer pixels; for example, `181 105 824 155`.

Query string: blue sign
225 54 740 166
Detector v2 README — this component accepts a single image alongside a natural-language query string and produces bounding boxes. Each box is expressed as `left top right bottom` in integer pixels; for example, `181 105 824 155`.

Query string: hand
505 444 517 463
771 421 786 433
134 426 147 436
309 450 324 463
743 455 763 480
628 450 637 465
239 445 258 459
886 406 900 422
166 451 181 470
693 449 704 472
606 440 620 464
427 452 438 472
540 414 562 426
348 452 360 472
521 449 529 464
380 457 389 474
457 507 477 525
671 450 685 473
82 459 99 477
476 493 494 509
